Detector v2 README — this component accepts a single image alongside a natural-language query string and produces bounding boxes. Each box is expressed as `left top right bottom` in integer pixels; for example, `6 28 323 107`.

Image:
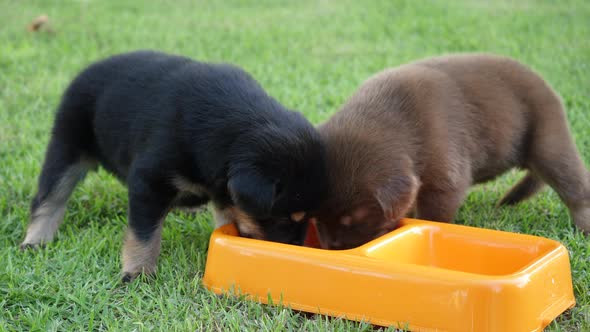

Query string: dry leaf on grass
27 14 54 33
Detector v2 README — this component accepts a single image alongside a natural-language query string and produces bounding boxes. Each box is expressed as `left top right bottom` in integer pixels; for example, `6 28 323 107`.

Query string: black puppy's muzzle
252 218 309 246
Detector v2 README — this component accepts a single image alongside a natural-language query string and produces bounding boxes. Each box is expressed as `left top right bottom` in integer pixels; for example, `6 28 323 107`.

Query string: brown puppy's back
316 54 589 249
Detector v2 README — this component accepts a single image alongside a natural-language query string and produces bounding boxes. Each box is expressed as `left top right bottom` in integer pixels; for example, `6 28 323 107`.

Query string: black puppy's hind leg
21 137 94 249
122 165 175 282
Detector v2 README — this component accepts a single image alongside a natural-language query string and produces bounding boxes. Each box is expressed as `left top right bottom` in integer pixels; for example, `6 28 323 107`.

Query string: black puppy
21 50 328 281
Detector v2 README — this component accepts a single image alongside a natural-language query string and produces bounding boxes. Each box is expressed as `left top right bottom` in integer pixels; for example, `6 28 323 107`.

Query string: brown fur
315 54 590 249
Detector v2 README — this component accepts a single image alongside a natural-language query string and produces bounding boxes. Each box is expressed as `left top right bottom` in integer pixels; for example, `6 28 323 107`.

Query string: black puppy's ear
374 174 419 222
228 170 275 217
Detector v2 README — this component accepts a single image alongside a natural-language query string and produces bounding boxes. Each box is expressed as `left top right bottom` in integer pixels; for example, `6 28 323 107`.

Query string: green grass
1 0 589 330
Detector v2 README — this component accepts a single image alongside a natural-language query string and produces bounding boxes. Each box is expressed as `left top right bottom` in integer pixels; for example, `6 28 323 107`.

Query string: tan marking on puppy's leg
122 223 163 280
21 162 90 248
22 203 67 247
212 206 232 228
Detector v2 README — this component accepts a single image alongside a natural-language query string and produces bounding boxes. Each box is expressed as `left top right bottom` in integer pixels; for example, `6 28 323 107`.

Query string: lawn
1 0 589 330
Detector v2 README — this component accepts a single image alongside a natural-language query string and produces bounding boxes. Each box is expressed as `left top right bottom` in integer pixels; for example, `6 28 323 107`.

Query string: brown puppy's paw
121 272 139 283
572 206 590 235
19 242 46 251
121 262 157 283
121 270 156 283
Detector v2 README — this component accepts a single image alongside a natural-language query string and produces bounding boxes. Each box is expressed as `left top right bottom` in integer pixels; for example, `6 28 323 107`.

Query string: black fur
25 50 328 276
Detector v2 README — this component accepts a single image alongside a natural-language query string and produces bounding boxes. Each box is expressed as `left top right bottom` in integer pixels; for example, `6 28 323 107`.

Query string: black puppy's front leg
122 166 174 282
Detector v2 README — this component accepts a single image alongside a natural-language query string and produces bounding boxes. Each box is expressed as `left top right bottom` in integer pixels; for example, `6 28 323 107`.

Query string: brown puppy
314 54 590 249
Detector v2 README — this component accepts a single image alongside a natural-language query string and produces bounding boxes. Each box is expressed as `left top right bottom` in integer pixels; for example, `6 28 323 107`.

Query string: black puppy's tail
497 172 545 206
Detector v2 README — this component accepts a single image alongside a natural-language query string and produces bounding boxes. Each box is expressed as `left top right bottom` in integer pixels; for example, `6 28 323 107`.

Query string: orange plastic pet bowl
202 219 575 331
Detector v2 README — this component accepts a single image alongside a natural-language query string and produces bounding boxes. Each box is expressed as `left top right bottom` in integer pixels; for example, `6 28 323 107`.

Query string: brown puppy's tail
498 173 545 206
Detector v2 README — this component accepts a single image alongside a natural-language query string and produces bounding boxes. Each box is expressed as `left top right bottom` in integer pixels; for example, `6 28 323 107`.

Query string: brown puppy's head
313 117 419 249
313 172 418 250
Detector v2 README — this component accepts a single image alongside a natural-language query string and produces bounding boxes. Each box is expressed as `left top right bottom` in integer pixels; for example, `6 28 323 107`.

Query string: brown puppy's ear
374 174 419 222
